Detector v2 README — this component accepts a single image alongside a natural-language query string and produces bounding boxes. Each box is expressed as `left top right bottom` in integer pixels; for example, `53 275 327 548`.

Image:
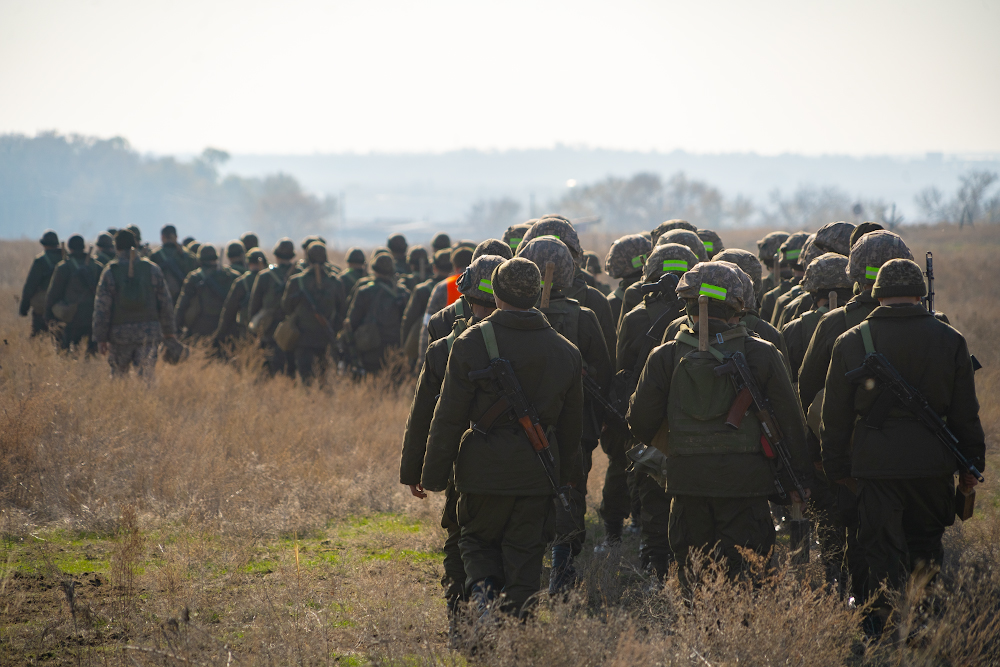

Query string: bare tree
914 170 999 227
465 197 522 235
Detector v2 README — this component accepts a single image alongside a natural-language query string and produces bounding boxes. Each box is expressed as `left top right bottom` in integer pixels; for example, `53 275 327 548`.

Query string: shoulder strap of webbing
455 298 465 318
480 321 500 361
675 332 726 362
860 319 875 355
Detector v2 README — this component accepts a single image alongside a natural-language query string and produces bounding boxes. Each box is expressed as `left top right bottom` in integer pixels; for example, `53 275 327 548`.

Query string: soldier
95 232 116 265
650 219 697 245
400 249 453 367
125 225 150 256
774 222 855 330
696 229 724 259
92 229 176 378
431 232 452 254
186 240 201 256
226 240 248 273
400 246 430 291
782 253 852 382
174 245 241 340
399 253 504 637
344 254 408 374
240 232 260 253
214 247 268 344
820 259 984 634
388 233 410 275
610 243 698 575
19 230 64 335
281 243 347 386
759 231 809 323
44 234 104 352
618 229 707 330
296 236 337 275
248 238 299 377
518 236 612 592
520 216 617 365
339 248 367 297
503 220 535 252
418 246 474 368
628 262 811 593
604 233 652 324
583 251 611 296
757 230 790 300
150 224 199 306
420 257 584 617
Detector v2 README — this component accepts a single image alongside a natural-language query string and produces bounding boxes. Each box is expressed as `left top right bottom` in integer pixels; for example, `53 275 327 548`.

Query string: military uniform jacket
45 253 104 326
339 267 366 299
422 309 584 496
20 249 65 315
759 277 797 324
776 291 814 330
565 269 617 368
820 304 985 481
92 252 175 344
175 265 241 337
248 263 297 339
427 296 473 345
214 268 260 340
618 294 684 376
781 305 828 383
771 282 804 327
797 291 879 411
150 244 198 304
608 274 641 326
281 268 347 349
346 276 406 361
401 274 445 346
628 319 810 498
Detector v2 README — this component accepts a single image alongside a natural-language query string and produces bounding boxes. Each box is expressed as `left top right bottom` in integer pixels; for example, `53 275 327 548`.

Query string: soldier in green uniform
214 248 268 344
757 231 790 301
820 258 984 634
781 253 852 382
774 222 855 330
248 238 299 377
421 257 584 617
174 245 242 340
398 246 430 292
628 262 811 593
418 246 474 368
518 236 612 592
583 251 611 295
95 232 116 265
431 232 452 254
503 221 535 252
400 249 453 367
92 229 176 379
610 243 698 574
344 254 408 374
388 233 410 276
281 243 347 386
240 232 259 253
399 254 505 637
339 248 367 297
604 233 652 325
44 234 104 352
759 231 809 323
650 219 697 245
19 230 64 336
226 240 247 274
150 225 199 306
696 229 724 259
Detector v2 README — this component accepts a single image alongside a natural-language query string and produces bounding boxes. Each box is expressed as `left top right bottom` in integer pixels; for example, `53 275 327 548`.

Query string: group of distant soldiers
18 214 986 641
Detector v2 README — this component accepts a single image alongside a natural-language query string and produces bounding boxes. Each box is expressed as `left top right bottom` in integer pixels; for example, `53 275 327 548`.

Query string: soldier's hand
408 484 427 499
98 342 109 355
960 472 980 489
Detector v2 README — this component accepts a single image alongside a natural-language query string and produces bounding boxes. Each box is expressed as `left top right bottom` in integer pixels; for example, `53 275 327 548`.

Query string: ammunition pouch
273 318 300 351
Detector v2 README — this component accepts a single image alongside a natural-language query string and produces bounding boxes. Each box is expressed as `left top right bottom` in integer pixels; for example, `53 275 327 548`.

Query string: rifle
582 371 626 424
845 352 983 484
923 251 935 314
469 358 571 511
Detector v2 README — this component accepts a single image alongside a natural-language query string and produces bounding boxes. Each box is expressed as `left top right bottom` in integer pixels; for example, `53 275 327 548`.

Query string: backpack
110 260 157 325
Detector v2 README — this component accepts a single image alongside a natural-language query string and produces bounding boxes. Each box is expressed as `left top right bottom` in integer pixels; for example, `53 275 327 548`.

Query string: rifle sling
472 394 515 434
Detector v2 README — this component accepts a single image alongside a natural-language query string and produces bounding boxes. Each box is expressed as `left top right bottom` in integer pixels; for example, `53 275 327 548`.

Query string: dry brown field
1 224 998 666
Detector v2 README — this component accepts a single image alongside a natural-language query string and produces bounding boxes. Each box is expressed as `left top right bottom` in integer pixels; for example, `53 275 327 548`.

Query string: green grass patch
330 513 423 538
362 548 439 565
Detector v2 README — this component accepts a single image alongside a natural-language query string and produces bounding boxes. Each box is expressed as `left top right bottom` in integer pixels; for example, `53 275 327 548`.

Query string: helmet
246 248 267 264
226 240 246 259
40 230 59 246
432 248 453 272
656 229 708 262
96 232 114 250
714 248 762 297
306 242 328 264
198 245 219 262
240 232 259 250
651 219 696 245
372 254 395 276
850 222 883 248
503 221 535 251
273 238 295 260
457 254 506 306
780 232 810 267
346 247 366 265
644 243 700 282
520 217 582 259
517 236 576 289
757 231 790 265
431 232 451 252
847 230 913 288
717 260 756 312
583 251 602 275
407 246 428 266
676 261 746 313
474 238 513 261
67 234 85 252
801 253 851 293
696 229 724 258
605 233 652 279
387 233 408 254
812 221 856 256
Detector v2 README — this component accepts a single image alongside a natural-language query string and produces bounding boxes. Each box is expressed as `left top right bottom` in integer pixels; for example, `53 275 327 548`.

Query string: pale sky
1 0 998 156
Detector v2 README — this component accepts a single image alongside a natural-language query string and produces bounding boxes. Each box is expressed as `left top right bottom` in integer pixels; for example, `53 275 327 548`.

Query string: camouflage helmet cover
716 260 756 312
457 254 506 306
273 238 296 260
757 231 790 263
780 231 811 265
432 248 453 271
644 242 700 282
406 245 428 265
345 247 366 264
520 217 582 258
583 251 602 275
226 240 246 258
387 233 408 254
431 232 451 251
517 236 576 289
503 221 535 251
676 261 746 312
96 232 114 249
850 222 883 248
714 248 762 296
696 229 724 257
372 254 395 276
198 244 219 262
474 238 514 261
492 257 541 309
812 221 856 256
306 242 328 264
246 248 267 264
798 234 822 268
605 233 652 279
240 232 259 250
872 258 927 298
801 252 852 293
656 229 708 262
847 230 913 287
651 219 697 244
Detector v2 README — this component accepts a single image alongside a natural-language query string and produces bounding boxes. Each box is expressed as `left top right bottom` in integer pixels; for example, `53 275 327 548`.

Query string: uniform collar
867 303 933 319
485 308 550 331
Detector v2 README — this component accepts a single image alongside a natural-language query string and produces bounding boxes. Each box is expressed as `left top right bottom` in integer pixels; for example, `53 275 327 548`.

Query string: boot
548 543 577 595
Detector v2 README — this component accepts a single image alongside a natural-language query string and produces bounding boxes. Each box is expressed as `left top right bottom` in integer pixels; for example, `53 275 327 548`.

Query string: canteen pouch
273 318 300 351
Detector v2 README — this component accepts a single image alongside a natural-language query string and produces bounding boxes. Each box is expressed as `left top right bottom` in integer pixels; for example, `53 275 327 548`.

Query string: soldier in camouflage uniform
226 240 247 274
605 233 652 324
503 221 535 253
248 238 299 377
214 248 268 344
821 259 984 633
401 249 453 367
521 216 617 365
92 229 176 378
281 243 347 386
629 262 811 593
388 233 410 276
650 219 697 246
44 234 104 352
95 232 116 265
696 229 724 259
344 254 408 374
150 225 199 307
419 246 474 368
421 257 583 617
611 243 698 574
175 245 242 340
339 248 367 297
757 231 790 300
759 231 809 323
519 236 612 592
774 222 855 329
19 230 64 336
399 254 504 634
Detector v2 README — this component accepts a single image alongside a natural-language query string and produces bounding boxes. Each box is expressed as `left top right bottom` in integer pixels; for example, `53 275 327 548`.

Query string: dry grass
1 224 999 666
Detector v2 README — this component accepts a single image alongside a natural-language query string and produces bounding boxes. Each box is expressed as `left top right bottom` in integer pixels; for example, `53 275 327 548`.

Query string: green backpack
110 261 156 325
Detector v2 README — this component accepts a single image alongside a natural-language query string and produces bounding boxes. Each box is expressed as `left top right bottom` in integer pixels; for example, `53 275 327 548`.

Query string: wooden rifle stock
724 386 754 429
828 290 838 310
540 262 555 308
698 295 709 352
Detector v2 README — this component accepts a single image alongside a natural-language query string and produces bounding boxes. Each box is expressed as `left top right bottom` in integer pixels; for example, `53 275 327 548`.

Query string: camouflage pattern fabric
656 229 708 262
847 231 913 287
518 237 576 289
604 233 652 279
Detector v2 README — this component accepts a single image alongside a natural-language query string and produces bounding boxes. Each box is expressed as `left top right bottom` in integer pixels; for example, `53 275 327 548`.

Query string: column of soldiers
398 215 984 644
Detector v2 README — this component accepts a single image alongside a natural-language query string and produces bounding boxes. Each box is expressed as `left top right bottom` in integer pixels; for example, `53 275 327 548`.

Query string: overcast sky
1 0 998 156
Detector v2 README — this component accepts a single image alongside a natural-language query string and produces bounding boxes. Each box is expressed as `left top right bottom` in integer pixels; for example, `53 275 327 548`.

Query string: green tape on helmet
509 237 522 249
700 283 727 300
865 265 879 280
631 254 647 268
663 259 688 272
784 249 801 260
703 241 714 252
479 279 494 294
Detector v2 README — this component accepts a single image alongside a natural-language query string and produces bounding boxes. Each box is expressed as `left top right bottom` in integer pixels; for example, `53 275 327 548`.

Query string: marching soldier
174 245 241 340
344 254 408 374
45 234 104 352
150 225 198 306
759 231 809 323
248 238 299 377
604 233 652 325
19 230 64 336
214 247 268 344
756 231 790 300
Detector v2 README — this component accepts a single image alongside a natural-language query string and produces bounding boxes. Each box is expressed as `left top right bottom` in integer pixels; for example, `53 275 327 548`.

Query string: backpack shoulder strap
480 321 500 361
455 299 465 318
860 319 875 355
